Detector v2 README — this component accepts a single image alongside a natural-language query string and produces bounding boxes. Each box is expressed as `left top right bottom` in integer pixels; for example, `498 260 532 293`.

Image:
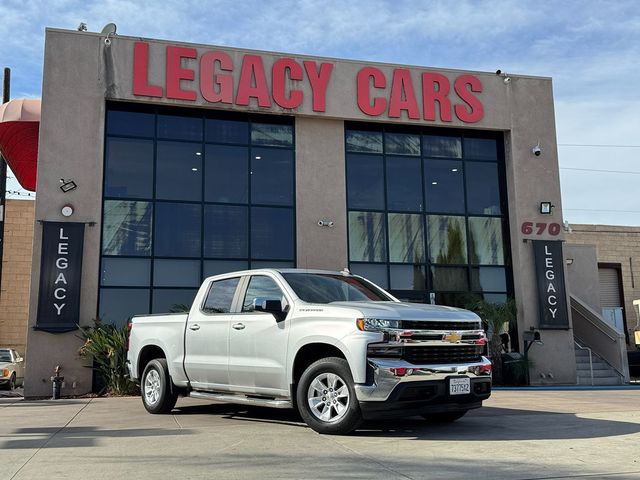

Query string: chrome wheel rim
144 369 161 406
307 372 350 423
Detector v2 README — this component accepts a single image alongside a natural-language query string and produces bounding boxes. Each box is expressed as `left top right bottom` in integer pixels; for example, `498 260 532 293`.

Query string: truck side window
242 276 285 312
202 277 240 314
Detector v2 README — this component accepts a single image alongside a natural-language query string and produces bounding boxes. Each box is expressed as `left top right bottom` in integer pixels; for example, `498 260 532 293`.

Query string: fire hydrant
51 365 64 399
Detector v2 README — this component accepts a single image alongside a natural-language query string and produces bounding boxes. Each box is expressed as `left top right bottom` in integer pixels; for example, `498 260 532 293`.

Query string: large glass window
100 105 295 323
346 124 509 307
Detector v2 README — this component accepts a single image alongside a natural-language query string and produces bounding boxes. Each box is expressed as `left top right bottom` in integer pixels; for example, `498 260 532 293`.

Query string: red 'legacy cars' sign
132 41 484 123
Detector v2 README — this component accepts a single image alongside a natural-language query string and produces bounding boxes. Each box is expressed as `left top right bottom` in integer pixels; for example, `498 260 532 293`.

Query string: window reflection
251 207 294 260
390 265 426 290
388 214 424 263
251 123 293 147
464 137 497 161
206 118 248 144
349 263 388 289
468 217 504 265
157 114 202 141
385 133 420 156
431 266 468 291
102 200 152 256
152 289 198 313
427 215 467 264
346 130 383 153
470 267 507 291
99 288 150 327
349 212 387 262
423 135 462 158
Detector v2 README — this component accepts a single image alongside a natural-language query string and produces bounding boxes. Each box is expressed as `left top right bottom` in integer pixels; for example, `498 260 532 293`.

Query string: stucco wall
24 28 577 394
0 199 35 355
567 224 640 347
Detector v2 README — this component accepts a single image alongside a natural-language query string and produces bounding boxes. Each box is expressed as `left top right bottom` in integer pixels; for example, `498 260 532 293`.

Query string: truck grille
402 345 483 365
400 320 480 331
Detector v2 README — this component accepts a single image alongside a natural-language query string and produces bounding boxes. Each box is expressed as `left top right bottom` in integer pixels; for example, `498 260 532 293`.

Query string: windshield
0 351 11 362
282 273 392 303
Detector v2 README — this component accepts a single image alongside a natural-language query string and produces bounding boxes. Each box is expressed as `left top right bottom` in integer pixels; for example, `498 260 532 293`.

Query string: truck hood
327 301 480 321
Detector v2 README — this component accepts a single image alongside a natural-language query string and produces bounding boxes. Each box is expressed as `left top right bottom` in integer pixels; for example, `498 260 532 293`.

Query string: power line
558 143 640 148
560 167 640 175
564 208 640 214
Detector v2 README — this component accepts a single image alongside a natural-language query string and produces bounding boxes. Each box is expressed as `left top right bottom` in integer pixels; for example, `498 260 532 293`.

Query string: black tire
8 373 16 390
296 357 362 435
141 358 178 414
422 410 468 423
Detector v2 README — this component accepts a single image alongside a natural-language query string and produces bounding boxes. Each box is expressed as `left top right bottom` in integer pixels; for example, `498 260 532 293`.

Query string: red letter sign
304 61 333 112
356 67 386 116
454 75 483 123
200 51 233 104
272 58 303 109
388 69 420 119
236 55 271 107
133 42 163 98
422 72 452 122
166 46 197 101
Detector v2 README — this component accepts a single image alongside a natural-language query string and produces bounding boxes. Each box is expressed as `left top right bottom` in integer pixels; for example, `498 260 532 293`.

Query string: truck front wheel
141 358 177 414
296 357 362 435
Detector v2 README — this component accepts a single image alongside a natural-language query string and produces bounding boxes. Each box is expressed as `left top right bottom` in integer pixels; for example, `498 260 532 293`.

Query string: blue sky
1 0 639 225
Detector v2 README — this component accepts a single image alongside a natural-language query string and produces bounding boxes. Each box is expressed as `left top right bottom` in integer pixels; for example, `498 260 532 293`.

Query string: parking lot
1 389 640 480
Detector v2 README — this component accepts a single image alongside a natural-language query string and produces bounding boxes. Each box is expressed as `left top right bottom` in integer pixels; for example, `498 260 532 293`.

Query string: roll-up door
598 267 624 332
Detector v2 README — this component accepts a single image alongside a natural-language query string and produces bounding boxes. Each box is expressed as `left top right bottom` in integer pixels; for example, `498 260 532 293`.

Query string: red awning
0 98 41 192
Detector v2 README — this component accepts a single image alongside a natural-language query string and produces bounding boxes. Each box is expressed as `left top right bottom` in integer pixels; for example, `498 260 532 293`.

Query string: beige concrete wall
0 199 35 354
565 244 602 313
567 224 640 347
24 31 105 397
295 118 347 270
26 28 577 391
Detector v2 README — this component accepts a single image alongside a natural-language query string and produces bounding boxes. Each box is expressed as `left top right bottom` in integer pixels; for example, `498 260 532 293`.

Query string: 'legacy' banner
532 240 569 329
35 222 85 332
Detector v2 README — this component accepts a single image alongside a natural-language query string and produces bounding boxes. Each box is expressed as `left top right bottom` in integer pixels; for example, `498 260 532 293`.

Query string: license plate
449 377 471 395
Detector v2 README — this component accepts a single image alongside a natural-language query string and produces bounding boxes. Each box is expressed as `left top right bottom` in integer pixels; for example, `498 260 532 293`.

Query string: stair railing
574 340 594 386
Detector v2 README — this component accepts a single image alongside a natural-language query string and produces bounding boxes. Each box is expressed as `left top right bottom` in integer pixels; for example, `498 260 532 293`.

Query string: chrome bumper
354 356 492 402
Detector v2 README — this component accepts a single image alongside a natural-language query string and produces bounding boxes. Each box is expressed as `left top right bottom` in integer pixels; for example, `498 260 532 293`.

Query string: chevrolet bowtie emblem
443 333 462 343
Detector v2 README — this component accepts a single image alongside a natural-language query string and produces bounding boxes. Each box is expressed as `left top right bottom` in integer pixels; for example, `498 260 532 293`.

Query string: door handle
189 324 201 331
232 323 245 330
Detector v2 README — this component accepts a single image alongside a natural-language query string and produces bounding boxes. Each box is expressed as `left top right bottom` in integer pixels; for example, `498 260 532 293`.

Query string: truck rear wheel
296 357 362 435
141 358 177 414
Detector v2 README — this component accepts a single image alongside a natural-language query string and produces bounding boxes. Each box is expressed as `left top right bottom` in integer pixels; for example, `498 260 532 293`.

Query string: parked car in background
0 348 25 390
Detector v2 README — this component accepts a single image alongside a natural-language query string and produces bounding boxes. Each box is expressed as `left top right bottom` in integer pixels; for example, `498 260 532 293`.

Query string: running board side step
189 390 292 409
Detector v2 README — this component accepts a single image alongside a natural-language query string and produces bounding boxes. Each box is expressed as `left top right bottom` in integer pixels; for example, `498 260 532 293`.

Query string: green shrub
77 320 138 396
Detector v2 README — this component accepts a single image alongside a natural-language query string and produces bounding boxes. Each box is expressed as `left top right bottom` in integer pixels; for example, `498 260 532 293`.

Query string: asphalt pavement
1 389 640 480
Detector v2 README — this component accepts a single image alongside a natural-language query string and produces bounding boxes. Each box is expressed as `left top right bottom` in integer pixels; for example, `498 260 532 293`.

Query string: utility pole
0 67 10 298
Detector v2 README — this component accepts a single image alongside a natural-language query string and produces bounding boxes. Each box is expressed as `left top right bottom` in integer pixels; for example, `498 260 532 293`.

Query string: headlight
356 318 400 332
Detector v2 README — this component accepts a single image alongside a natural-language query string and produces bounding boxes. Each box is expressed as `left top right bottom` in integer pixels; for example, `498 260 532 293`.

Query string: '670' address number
521 222 561 236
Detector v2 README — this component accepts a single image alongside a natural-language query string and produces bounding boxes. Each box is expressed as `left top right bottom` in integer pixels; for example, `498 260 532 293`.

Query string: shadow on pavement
173 402 640 441
2 425 193 450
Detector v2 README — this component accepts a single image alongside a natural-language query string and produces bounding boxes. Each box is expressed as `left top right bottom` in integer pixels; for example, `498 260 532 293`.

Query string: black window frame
345 122 513 305
98 102 296 324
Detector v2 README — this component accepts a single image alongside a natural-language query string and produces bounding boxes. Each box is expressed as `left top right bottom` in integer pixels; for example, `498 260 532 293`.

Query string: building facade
24 28 576 396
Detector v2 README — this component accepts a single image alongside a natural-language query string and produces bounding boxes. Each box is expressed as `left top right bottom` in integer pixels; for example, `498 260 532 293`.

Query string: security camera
104 37 112 46
328 221 335 228
317 220 324 227
532 143 541 156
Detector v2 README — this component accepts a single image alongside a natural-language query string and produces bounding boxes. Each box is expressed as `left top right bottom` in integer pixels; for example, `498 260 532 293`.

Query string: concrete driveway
1 389 640 480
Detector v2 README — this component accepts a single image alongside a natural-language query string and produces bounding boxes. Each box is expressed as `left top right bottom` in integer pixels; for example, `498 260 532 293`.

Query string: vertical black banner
35 222 85 332
532 240 569 329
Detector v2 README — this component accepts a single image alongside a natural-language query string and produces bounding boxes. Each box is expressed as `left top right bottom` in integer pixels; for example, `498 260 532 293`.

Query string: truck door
183 276 240 390
228 274 290 397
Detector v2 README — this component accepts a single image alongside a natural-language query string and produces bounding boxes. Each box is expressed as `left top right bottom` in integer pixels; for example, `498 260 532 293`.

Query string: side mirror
254 297 286 321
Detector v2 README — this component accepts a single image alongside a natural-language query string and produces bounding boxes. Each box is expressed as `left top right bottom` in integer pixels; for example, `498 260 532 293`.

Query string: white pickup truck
127 269 491 434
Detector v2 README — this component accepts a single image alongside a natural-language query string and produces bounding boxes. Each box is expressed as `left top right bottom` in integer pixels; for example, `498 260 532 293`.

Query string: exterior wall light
59 179 77 193
540 202 554 214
